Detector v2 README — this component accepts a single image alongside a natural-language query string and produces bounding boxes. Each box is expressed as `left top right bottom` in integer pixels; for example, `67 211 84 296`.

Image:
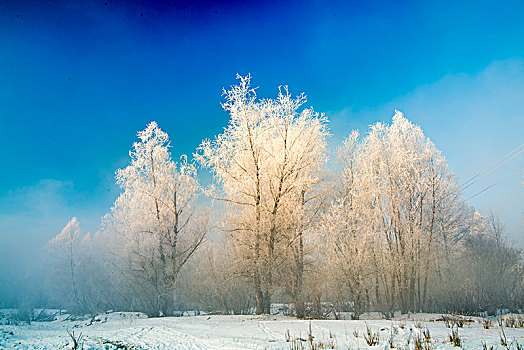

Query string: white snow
1 312 523 349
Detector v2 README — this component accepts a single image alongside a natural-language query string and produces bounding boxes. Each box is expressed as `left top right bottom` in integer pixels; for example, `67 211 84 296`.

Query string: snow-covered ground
1 311 523 349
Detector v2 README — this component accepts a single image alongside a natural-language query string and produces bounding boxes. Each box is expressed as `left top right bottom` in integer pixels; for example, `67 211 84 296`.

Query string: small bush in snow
482 341 494 350
363 323 379 346
482 318 493 329
66 329 84 350
447 326 462 347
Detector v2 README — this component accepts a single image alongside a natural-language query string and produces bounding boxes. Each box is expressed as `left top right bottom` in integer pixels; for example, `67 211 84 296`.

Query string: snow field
1 313 524 349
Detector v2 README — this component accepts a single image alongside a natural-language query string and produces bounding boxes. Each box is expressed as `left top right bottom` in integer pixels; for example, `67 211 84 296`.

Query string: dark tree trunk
255 275 263 315
262 290 271 314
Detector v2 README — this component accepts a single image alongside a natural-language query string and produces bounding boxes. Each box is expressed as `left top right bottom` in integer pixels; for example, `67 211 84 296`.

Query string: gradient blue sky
1 0 523 273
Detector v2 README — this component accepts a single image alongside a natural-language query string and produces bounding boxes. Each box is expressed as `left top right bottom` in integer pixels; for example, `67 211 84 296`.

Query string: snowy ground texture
1 311 523 349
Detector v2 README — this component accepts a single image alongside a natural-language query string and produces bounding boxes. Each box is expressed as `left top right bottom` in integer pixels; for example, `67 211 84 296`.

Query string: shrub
447 326 462 347
364 323 380 346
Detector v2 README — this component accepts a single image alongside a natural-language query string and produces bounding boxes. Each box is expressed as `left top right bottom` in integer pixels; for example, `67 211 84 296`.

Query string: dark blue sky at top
1 0 523 266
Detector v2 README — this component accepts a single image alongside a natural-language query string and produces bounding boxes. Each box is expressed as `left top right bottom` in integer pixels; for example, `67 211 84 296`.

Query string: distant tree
462 212 524 314
178 239 253 315
46 217 86 314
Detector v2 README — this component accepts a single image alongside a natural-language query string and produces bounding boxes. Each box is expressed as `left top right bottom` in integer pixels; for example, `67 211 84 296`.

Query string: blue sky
1 0 523 271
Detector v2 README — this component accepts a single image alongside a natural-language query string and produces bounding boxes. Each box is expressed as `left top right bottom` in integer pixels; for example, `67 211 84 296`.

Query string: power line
462 148 524 190
461 143 524 190
465 167 524 201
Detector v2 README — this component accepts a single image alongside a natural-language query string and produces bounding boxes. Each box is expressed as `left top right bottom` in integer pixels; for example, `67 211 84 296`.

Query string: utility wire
462 147 524 190
460 143 524 189
465 167 524 201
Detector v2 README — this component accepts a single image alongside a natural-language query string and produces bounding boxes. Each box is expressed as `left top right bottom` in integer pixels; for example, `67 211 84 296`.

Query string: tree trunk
263 290 271 314
255 274 263 314
294 247 305 318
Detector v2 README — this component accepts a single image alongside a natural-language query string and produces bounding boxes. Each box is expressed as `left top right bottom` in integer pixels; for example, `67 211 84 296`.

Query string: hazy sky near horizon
1 0 523 274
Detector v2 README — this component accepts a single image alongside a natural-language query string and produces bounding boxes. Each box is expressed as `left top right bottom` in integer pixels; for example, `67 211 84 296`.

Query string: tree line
38 75 524 318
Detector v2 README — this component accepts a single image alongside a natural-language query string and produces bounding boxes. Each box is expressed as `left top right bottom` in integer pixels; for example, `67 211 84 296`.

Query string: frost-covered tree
107 121 208 316
197 75 329 315
434 211 524 314
45 217 88 314
316 131 374 319
178 239 254 315
324 111 462 315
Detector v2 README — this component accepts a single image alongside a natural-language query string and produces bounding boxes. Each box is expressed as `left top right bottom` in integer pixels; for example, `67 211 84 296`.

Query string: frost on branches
45 218 107 315
45 218 85 313
319 111 469 318
107 122 209 316
196 75 329 316
38 77 523 319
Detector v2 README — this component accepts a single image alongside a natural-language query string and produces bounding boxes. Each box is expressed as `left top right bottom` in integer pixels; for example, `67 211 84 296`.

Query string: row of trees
43 75 524 318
